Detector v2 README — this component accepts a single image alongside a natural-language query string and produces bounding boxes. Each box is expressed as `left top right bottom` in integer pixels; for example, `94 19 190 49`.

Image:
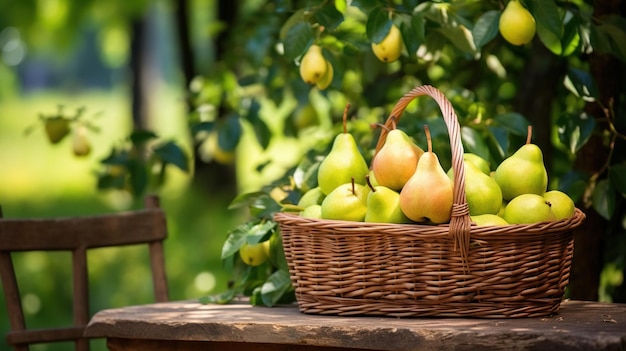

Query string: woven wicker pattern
275 85 586 318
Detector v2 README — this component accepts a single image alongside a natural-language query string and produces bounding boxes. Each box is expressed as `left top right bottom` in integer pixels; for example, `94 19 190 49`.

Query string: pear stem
342 103 351 134
424 124 433 153
526 125 533 144
389 116 397 130
370 122 390 132
365 174 376 192
350 177 356 195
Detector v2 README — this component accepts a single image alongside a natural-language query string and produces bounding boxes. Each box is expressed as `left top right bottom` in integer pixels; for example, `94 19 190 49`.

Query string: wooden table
84 299 626 351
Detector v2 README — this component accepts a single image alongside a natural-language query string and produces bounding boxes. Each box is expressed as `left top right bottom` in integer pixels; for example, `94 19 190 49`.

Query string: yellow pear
316 59 334 90
544 190 575 220
321 178 370 222
364 176 411 224
449 162 503 216
371 24 403 63
499 0 536 45
399 125 453 224
372 126 424 191
471 214 509 226
299 44 327 84
503 193 556 224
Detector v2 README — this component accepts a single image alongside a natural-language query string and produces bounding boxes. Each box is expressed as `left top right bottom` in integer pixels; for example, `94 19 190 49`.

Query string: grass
0 87 246 351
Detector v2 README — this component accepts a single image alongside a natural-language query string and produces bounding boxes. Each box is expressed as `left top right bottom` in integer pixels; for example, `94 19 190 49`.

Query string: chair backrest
0 195 169 351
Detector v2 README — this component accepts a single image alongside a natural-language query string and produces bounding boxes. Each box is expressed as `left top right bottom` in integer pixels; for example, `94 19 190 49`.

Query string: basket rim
274 207 585 239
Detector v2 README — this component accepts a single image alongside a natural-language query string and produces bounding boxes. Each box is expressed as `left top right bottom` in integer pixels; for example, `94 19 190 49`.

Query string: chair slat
0 195 170 351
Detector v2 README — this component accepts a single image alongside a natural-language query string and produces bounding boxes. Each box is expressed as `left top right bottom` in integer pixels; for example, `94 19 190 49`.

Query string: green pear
317 104 369 195
503 193 556 224
471 214 509 226
321 178 370 221
298 187 325 208
367 169 380 187
364 176 411 224
399 125 453 224
450 162 503 216
544 190 575 220
300 204 323 219
372 127 424 191
463 153 490 175
494 126 548 201
299 44 327 84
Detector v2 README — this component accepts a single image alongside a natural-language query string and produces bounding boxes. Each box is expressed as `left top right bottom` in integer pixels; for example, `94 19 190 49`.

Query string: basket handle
374 85 472 269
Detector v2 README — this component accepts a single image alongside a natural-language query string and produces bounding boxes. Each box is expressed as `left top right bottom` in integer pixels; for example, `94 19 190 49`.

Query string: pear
300 204 323 219
364 176 410 224
471 214 509 226
463 153 490 175
72 124 91 157
317 104 369 195
544 190 575 220
371 24 403 63
399 125 453 224
321 178 370 222
449 162 502 216
316 59 334 90
499 0 536 46
297 187 325 208
494 126 548 201
372 126 424 191
299 44 328 84
503 193 556 224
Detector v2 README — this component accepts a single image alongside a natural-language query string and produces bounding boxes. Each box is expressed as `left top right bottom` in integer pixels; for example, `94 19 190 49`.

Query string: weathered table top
85 299 626 351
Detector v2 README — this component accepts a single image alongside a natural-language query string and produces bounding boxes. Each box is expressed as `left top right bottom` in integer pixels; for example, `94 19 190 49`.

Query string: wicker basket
274 85 586 318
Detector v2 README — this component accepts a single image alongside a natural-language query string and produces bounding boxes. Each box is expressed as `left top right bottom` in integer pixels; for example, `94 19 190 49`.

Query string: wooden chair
0 195 170 351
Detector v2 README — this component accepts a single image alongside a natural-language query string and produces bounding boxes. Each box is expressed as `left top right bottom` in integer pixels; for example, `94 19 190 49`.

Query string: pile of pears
297 108 576 227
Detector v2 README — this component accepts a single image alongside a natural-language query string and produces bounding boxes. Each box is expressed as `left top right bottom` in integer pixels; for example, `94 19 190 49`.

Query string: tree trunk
130 16 148 129
568 0 624 302
513 41 565 169
173 0 239 199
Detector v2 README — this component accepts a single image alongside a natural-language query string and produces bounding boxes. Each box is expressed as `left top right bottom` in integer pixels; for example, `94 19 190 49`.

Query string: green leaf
191 121 215 136
561 12 580 56
243 99 272 149
435 25 477 55
279 8 306 40
564 68 598 100
472 10 500 49
530 0 563 55
153 141 189 172
597 22 626 62
130 130 159 146
221 222 255 259
313 4 344 31
366 6 391 43
292 151 322 192
282 22 314 60
402 16 424 58
592 179 615 220
461 126 490 160
487 126 509 161
493 112 530 136
246 221 277 244
199 288 240 305
609 164 626 196
260 269 293 307
128 158 148 198
556 111 595 154
351 0 379 13
217 114 242 152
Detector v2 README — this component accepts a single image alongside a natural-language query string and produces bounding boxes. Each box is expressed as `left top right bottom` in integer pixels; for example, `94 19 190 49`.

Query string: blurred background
1 0 626 350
